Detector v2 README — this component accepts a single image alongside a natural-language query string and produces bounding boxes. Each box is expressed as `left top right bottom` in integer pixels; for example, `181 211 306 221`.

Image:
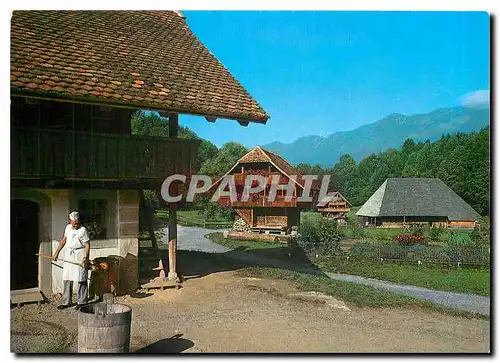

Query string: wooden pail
78 303 132 353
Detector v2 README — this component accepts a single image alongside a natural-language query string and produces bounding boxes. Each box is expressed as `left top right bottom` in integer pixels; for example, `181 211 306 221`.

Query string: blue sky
176 11 490 148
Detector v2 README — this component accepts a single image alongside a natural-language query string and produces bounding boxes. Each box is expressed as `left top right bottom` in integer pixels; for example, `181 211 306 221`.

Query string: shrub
446 231 473 246
470 225 490 246
394 234 426 245
429 226 444 242
298 217 343 255
375 229 389 241
351 227 367 239
201 202 233 221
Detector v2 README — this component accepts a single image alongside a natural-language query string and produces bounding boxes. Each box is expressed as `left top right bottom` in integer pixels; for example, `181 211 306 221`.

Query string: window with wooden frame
78 199 107 239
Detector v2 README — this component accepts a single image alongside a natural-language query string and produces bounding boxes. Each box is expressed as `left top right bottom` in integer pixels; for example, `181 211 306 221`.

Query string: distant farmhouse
356 178 481 228
316 192 351 225
213 147 319 234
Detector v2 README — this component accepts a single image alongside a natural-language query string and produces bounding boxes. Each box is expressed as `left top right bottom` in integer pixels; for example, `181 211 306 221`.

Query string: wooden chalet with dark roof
356 178 481 228
11 10 269 299
212 147 319 234
316 192 352 225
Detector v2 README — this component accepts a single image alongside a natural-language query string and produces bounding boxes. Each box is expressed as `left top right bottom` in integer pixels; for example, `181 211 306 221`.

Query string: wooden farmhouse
316 192 352 225
11 11 268 298
212 147 319 234
356 178 481 228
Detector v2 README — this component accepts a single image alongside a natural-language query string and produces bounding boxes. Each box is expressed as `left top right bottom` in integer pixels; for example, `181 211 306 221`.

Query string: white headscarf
69 211 80 221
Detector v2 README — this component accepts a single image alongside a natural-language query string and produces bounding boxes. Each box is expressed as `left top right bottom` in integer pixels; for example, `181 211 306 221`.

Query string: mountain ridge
262 106 489 167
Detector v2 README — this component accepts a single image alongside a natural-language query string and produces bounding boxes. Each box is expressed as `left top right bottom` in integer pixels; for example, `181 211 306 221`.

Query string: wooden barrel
78 303 132 353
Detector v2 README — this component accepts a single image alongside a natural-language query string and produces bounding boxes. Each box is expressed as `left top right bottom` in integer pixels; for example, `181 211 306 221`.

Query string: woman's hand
82 257 90 269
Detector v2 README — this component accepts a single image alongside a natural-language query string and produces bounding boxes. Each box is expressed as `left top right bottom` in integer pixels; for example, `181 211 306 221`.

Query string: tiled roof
239 147 321 190
356 178 481 221
10 11 269 123
239 146 270 163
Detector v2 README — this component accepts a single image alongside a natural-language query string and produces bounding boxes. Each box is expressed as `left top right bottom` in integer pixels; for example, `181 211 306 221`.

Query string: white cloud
460 90 490 109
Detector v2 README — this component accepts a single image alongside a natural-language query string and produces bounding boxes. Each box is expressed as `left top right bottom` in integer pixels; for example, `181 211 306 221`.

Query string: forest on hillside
295 127 490 215
132 111 490 216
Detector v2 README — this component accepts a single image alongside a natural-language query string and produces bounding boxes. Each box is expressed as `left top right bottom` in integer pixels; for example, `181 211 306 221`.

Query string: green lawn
207 232 306 262
178 210 205 219
300 211 322 223
155 209 232 229
237 267 488 320
346 206 360 222
208 232 286 250
315 257 490 296
156 209 205 220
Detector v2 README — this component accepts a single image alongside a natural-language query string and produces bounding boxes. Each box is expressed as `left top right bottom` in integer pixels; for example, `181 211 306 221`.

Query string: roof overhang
11 92 269 124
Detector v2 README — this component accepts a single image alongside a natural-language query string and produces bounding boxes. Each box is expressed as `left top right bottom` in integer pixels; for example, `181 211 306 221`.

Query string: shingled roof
10 11 269 123
356 178 481 221
317 192 352 208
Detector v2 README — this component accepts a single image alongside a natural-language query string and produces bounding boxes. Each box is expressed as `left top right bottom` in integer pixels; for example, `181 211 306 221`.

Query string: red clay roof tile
11 10 269 123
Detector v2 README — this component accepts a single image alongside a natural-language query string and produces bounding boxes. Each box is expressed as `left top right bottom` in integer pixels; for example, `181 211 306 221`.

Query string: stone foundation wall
12 188 139 295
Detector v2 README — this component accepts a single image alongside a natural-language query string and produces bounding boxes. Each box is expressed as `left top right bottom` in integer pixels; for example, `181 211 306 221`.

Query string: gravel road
163 225 490 316
161 225 231 253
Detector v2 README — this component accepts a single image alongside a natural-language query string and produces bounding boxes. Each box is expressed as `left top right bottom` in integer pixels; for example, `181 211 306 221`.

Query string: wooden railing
218 195 297 208
11 127 200 180
318 207 351 212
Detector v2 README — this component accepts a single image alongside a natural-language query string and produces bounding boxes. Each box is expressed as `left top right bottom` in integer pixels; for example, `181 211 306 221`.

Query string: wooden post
168 114 179 281
168 238 177 279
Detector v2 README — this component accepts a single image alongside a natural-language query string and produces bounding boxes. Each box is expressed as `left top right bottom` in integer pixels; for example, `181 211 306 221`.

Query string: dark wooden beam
159 111 176 118
168 113 179 282
11 178 164 190
237 119 249 127
11 94 268 124
168 113 179 138
205 116 217 123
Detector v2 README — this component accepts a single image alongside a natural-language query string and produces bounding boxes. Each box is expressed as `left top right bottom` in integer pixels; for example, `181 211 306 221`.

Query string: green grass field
315 257 490 296
207 232 304 262
156 209 206 220
155 209 232 229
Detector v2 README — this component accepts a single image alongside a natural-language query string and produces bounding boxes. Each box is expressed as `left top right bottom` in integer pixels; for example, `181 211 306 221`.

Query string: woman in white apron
53 211 90 310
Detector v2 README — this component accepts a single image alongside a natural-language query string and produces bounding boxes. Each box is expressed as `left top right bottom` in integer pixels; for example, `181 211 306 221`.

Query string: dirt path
11 271 489 353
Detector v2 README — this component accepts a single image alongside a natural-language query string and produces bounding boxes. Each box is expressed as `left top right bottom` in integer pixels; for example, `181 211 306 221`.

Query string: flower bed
394 234 426 245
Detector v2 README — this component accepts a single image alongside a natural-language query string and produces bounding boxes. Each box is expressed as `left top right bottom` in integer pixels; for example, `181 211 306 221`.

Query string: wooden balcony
317 207 351 212
219 195 297 208
11 128 200 183
233 173 246 186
